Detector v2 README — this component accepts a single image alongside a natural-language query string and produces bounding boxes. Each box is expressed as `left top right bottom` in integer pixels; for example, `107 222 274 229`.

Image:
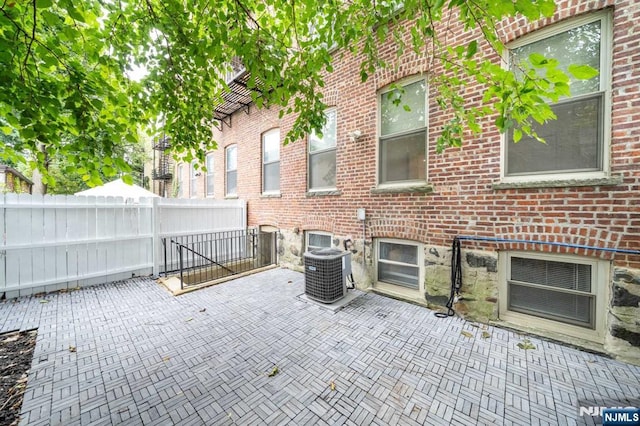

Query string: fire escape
152 135 173 197
213 57 255 130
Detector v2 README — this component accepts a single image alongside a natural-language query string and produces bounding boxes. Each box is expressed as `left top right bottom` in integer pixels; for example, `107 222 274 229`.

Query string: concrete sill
306 190 342 197
371 184 434 194
492 175 623 190
260 193 282 199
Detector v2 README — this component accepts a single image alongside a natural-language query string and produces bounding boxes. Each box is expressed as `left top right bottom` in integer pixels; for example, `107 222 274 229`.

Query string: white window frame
375 238 424 294
225 145 237 197
206 153 214 197
190 160 198 198
501 11 612 184
262 129 280 194
176 164 183 198
498 251 608 343
305 231 333 252
376 75 428 188
308 108 337 191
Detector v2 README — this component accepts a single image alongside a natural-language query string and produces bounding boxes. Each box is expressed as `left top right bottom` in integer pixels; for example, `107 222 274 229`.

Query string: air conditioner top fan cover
306 248 344 259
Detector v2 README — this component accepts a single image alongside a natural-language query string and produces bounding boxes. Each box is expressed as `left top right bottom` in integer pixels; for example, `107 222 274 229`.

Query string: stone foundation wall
424 246 499 323
608 267 640 364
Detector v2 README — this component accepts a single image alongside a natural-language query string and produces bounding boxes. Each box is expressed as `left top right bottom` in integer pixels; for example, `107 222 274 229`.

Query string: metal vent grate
304 249 347 303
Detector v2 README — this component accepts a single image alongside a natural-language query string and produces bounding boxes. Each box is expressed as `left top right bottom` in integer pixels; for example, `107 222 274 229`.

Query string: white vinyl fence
0 194 246 298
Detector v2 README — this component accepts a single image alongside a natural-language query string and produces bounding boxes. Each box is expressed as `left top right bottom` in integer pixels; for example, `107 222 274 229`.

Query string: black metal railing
162 229 277 289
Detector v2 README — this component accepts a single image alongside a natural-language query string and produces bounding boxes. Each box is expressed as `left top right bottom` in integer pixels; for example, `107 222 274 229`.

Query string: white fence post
152 196 161 277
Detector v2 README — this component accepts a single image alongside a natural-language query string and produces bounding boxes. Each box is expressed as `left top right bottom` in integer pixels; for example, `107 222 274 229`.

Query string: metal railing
162 229 277 289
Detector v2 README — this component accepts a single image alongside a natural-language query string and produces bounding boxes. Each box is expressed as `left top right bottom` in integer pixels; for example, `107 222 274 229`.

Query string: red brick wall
207 0 640 269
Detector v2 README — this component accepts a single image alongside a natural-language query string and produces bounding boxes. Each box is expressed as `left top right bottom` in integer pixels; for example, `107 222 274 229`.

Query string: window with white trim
376 239 422 290
306 231 332 252
262 129 280 193
500 251 607 341
225 145 237 196
309 109 337 190
206 153 214 197
190 161 198 198
505 12 610 180
176 164 183 198
378 77 427 185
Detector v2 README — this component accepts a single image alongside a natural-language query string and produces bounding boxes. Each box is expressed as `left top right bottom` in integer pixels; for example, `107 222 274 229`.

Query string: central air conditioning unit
304 248 352 303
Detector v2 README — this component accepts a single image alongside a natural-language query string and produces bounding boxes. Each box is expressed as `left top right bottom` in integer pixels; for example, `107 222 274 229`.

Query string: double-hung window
176 164 183 198
262 129 280 194
378 77 427 185
225 145 237 196
206 153 214 197
190 161 198 198
309 109 337 190
505 12 611 180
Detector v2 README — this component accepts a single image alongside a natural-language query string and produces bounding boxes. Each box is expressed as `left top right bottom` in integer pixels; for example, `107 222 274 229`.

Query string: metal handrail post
179 244 184 290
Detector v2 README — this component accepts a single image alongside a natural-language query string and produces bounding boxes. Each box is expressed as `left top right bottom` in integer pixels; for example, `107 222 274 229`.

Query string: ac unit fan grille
304 251 346 303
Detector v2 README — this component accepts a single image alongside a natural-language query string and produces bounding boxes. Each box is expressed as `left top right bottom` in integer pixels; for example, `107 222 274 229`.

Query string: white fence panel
154 198 246 274
0 194 246 297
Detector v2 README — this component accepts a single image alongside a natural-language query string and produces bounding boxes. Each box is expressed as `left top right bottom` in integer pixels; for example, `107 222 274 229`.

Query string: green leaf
36 0 53 8
568 64 599 80
466 40 477 59
66 7 86 23
512 128 522 142
528 53 548 67
517 338 536 350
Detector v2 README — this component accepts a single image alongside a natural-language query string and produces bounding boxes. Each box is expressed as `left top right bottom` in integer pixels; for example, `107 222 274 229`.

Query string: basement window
500 252 607 342
306 231 332 252
376 239 422 290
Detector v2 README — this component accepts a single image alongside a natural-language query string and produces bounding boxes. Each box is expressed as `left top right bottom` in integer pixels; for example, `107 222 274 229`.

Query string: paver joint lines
1 268 639 426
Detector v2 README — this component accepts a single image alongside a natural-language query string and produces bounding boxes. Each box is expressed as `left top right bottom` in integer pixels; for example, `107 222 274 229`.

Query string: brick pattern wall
200 0 639 271
178 0 640 361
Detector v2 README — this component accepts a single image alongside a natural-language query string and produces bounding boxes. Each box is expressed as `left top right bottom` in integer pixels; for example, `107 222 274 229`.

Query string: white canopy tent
75 178 160 202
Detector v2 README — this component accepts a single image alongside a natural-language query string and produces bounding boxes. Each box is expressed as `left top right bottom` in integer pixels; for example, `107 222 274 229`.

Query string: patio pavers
1 268 639 425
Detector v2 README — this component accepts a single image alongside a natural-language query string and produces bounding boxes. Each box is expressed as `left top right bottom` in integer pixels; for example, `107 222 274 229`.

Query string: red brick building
173 0 640 363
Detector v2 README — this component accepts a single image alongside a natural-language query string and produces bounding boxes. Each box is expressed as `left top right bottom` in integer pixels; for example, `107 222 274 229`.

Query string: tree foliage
0 0 596 184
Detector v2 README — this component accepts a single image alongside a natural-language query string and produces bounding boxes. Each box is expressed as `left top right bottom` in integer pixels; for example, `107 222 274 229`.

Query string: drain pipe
434 235 640 318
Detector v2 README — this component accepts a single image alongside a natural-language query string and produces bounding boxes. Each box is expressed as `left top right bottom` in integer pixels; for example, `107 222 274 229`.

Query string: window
378 78 427 185
306 231 332 252
176 164 183 198
206 153 214 197
225 145 237 196
190 161 198 198
505 12 610 180
500 252 607 341
262 129 280 193
376 239 422 290
309 109 337 190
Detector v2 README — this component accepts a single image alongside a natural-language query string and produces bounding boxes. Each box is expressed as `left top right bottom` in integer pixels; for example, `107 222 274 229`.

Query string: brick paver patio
1 268 639 425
